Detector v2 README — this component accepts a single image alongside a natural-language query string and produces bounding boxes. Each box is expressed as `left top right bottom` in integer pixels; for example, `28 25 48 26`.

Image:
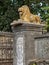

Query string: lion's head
18 5 30 16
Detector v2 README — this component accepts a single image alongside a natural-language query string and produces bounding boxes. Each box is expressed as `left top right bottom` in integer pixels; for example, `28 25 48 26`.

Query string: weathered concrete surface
35 33 49 59
11 21 47 65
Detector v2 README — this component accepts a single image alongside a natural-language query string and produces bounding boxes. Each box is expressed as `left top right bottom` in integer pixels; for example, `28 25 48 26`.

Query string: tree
0 0 19 32
41 6 49 32
0 0 49 32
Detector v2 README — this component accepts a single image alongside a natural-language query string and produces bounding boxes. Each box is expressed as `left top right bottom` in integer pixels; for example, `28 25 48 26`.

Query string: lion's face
18 7 24 16
18 5 29 16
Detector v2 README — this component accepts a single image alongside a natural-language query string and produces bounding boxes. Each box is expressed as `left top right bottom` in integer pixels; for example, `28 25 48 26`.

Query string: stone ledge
11 20 46 33
11 20 45 28
28 59 49 63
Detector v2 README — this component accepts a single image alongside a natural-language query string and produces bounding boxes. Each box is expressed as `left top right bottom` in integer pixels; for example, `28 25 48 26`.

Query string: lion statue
18 5 41 24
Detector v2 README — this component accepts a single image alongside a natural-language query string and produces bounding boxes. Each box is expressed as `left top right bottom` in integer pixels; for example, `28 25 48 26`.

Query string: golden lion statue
18 5 41 24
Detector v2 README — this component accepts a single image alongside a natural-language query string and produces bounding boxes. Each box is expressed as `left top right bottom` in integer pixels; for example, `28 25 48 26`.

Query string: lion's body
18 5 41 24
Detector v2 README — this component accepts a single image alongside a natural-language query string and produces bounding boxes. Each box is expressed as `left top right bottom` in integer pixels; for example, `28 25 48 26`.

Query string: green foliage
41 6 49 10
0 0 19 32
41 6 49 32
0 0 49 32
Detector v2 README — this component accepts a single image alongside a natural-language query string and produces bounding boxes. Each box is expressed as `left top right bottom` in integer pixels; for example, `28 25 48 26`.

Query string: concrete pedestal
11 21 45 65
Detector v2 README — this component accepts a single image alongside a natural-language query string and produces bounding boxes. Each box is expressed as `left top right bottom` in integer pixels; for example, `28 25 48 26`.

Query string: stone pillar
11 20 45 65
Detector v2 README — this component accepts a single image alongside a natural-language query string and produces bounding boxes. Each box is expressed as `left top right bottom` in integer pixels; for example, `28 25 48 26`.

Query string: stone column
11 20 45 65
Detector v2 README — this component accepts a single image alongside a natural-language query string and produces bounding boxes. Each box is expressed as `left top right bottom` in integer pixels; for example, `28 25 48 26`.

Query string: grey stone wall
11 22 47 65
13 31 36 65
24 31 35 65
35 34 49 60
